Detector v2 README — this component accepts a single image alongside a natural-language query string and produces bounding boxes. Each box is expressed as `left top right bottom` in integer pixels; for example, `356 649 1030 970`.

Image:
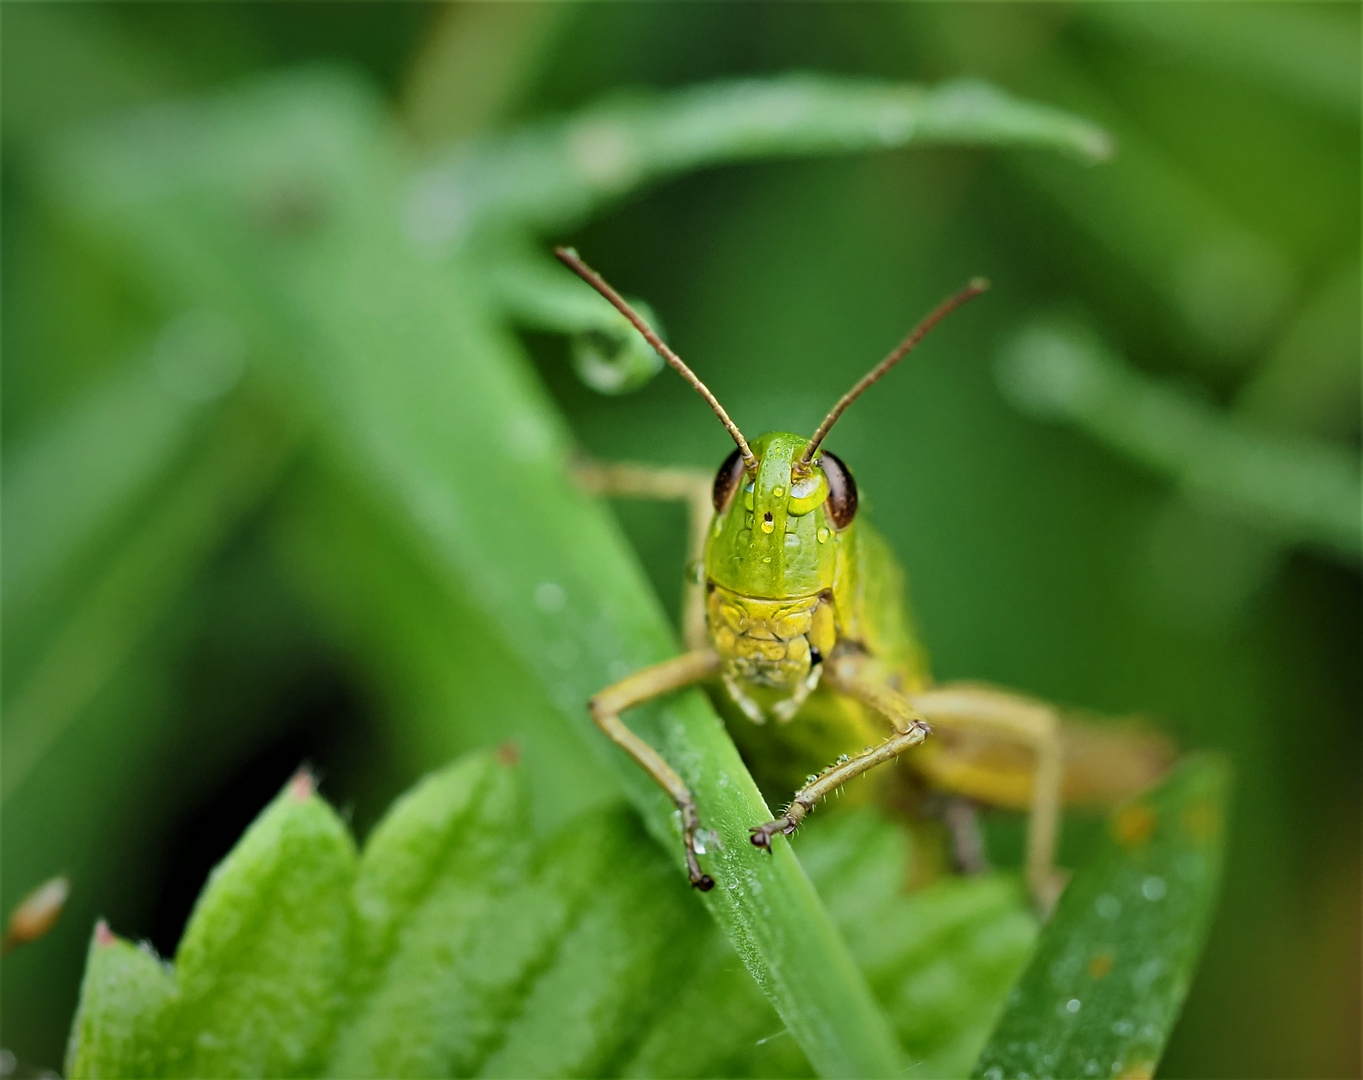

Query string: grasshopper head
703 432 855 600
554 249 987 601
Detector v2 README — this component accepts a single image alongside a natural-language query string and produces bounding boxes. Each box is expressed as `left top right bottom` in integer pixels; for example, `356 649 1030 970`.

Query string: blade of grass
2 399 295 801
972 755 1230 1080
408 74 1112 247
2 314 243 620
997 321 1362 562
271 460 620 834
51 70 903 1077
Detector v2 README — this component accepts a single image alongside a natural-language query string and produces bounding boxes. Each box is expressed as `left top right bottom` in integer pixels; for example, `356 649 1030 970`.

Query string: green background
3 4 1358 1077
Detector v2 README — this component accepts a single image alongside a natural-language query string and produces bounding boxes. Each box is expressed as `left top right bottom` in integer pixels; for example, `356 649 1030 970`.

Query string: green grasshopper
558 249 1171 910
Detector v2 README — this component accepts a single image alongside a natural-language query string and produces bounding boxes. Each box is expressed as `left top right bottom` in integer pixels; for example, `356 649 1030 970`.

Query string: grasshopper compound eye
712 447 747 512
819 451 858 529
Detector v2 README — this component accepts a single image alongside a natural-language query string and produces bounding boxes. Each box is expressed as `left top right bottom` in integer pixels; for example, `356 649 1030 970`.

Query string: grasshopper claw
749 814 799 850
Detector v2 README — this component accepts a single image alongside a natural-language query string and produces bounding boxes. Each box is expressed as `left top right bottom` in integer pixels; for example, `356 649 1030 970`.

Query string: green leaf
65 925 175 1079
972 755 1231 1080
996 322 1362 561
410 75 1113 246
795 810 1038 1078
625 807 1041 1080
472 811 709 1079
164 772 357 1079
69 748 779 1079
2 336 217 619
331 750 744 1078
328 753 541 1077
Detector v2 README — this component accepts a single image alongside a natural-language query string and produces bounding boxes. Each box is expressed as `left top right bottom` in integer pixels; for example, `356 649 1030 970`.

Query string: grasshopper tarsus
749 813 799 850
693 873 716 891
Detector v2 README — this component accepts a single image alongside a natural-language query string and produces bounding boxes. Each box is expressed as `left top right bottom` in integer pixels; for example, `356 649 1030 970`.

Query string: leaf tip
289 768 317 802
94 919 117 948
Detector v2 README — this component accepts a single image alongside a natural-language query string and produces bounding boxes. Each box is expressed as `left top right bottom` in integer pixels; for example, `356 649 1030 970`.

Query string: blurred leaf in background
2 3 1357 1078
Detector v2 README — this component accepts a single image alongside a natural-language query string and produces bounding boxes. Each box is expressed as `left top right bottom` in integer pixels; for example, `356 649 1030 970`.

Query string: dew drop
1095 893 1122 920
1067 998 1082 1014
817 527 830 543
534 582 566 613
1141 876 1167 901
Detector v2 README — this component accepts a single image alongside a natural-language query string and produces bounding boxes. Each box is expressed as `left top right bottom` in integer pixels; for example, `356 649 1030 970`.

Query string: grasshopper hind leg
908 682 1066 914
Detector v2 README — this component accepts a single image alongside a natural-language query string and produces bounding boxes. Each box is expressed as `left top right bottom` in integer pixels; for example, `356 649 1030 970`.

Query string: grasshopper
558 249 1172 910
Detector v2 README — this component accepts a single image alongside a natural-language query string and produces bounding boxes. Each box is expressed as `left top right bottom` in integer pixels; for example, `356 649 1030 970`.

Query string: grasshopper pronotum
559 249 1171 911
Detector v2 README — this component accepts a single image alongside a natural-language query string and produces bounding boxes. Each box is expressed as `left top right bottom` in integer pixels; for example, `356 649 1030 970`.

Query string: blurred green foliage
3 4 1358 1078
65 751 1222 1079
65 752 1031 1079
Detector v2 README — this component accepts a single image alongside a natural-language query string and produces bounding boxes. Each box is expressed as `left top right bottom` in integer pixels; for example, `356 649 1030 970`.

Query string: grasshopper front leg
749 656 931 849
589 648 722 889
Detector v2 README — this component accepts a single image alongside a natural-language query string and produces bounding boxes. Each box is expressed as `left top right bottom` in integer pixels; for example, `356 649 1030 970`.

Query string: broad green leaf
328 753 544 1077
164 773 357 1079
795 811 1038 1078
474 810 709 1078
972 756 1230 1080
65 926 175 1079
332 750 743 1078
70 748 780 1078
51 70 903 1077
996 322 1362 561
409 75 1113 247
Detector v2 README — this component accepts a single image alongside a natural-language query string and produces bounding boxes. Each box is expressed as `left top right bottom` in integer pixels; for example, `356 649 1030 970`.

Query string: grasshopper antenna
801 277 990 466
556 247 758 472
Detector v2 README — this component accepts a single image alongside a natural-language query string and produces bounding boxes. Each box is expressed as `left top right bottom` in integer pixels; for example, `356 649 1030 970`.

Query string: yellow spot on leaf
1113 803 1156 848
1088 951 1114 979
